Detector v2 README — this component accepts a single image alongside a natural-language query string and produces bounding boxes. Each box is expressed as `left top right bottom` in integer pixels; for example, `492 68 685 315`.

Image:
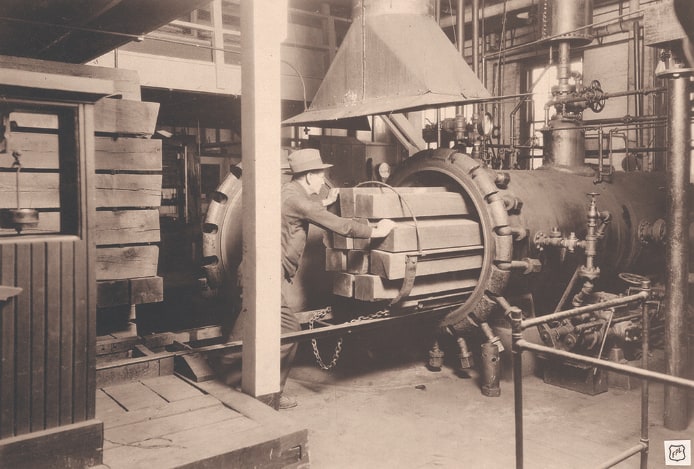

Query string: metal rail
509 285 694 469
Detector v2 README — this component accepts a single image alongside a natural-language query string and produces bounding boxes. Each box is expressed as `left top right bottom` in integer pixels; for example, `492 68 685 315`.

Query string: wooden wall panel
14 244 31 435
95 137 162 171
0 212 61 237
59 242 74 426
72 241 88 423
96 245 159 280
1 133 59 169
0 245 16 439
94 174 162 208
30 243 46 432
44 243 61 429
94 99 159 137
94 210 160 245
0 173 60 209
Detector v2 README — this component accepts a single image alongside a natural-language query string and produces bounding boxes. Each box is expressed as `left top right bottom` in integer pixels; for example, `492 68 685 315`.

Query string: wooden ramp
96 375 309 468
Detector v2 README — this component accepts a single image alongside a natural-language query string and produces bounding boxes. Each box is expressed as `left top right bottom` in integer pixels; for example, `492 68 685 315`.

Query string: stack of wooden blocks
326 187 485 302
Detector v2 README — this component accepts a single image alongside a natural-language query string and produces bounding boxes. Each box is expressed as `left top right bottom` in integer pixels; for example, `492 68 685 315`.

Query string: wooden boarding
102 381 168 412
98 376 309 469
96 352 174 388
94 210 161 245
339 186 448 218
96 245 159 281
94 99 160 137
97 276 164 308
0 211 60 236
353 191 471 219
95 137 162 171
370 249 484 279
0 54 142 100
0 173 60 208
95 174 162 208
374 218 482 252
332 272 355 298
2 133 59 169
354 273 478 301
327 232 371 250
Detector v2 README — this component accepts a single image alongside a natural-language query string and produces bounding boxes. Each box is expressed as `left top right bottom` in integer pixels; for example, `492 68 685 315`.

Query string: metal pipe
546 86 666 108
664 71 691 430
640 289 650 469
521 291 649 330
517 340 694 390
472 0 479 75
455 0 465 119
511 307 524 469
595 443 647 469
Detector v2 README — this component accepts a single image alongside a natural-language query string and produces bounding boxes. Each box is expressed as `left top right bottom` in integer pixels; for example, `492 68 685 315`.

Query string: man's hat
285 148 332 174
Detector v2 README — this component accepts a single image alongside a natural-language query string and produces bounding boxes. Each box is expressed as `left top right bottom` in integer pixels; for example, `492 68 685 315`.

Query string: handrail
507 285 694 469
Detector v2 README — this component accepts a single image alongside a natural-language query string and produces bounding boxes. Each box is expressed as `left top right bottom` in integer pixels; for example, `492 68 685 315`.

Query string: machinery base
541 356 608 396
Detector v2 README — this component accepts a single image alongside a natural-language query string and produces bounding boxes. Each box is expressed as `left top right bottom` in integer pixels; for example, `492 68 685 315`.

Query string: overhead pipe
455 0 465 118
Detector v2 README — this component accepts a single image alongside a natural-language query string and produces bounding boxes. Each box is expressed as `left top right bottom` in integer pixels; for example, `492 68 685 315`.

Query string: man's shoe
279 394 298 410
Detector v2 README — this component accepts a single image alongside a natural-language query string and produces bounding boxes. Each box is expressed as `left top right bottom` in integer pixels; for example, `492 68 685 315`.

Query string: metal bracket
390 255 418 306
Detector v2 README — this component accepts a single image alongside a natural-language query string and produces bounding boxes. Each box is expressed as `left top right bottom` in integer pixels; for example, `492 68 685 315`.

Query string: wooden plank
0 419 103 469
44 242 61 428
0 245 16 438
95 389 127 421
0 173 60 209
102 381 167 412
95 137 162 171
0 211 61 237
105 402 237 446
325 248 347 272
94 173 162 208
0 67 115 97
328 232 371 250
354 191 471 219
96 246 159 280
346 250 369 274
339 186 448 218
101 394 221 430
354 273 478 301
374 218 482 252
96 280 130 308
0 54 142 100
370 249 484 279
59 241 74 425
141 375 205 402
72 240 88 422
130 276 164 305
94 99 159 137
94 210 160 245
332 272 355 298
96 335 141 357
9 112 59 130
2 133 59 169
30 243 46 432
96 353 174 388
14 244 30 435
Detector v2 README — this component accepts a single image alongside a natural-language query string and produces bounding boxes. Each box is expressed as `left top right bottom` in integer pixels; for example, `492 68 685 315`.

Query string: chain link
309 308 390 370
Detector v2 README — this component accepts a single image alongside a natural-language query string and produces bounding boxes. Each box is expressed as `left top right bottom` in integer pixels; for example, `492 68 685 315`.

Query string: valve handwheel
618 272 649 286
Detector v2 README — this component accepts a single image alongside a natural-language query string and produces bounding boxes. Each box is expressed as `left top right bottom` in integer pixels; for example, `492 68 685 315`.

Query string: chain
309 308 390 370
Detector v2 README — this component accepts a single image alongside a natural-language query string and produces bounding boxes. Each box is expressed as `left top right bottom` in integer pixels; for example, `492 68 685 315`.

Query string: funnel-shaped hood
284 0 490 126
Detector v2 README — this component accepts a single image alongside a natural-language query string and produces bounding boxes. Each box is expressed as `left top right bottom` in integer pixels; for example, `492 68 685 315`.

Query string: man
278 148 395 408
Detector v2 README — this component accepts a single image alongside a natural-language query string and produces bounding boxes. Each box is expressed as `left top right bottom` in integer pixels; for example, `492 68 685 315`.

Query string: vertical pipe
664 73 690 430
556 41 570 93
640 293 650 469
472 0 479 76
455 0 465 117
512 308 524 469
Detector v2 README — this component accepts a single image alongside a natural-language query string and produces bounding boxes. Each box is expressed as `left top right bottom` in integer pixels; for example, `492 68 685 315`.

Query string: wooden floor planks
96 374 309 468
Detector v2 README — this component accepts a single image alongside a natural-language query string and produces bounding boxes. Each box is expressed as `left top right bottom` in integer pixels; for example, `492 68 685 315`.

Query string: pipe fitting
456 337 474 369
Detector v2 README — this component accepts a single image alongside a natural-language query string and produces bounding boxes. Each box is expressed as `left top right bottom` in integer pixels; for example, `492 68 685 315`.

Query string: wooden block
346 250 369 274
130 276 164 305
354 272 478 301
332 272 355 298
325 248 347 271
374 218 482 252
95 173 162 208
0 55 142 100
97 280 130 308
96 353 174 387
0 173 59 208
96 335 141 357
330 233 371 250
339 186 448 217
2 132 59 169
95 137 162 171
370 249 484 279
94 210 161 245
354 191 471 219
96 245 159 281
0 419 103 469
175 354 216 382
94 99 159 136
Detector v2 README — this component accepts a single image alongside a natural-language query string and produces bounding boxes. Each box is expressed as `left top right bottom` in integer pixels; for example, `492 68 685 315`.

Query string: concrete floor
280 336 693 469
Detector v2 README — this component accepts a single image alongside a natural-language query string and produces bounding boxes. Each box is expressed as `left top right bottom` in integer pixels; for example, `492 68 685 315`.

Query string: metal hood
283 0 491 127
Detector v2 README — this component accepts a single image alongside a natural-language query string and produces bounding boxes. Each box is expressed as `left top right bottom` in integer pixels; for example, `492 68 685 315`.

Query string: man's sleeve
294 196 373 238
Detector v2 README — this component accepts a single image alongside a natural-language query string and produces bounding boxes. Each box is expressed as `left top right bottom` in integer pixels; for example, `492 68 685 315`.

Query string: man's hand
322 188 340 207
370 219 396 238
